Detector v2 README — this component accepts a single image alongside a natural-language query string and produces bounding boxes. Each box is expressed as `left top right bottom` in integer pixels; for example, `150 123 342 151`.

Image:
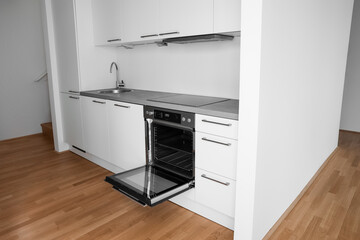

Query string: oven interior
152 123 194 179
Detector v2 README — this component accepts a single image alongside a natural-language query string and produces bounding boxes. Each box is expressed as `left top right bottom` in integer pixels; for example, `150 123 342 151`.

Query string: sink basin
97 89 133 94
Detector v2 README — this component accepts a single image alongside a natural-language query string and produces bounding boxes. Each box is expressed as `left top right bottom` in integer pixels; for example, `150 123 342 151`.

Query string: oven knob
182 117 186 122
187 118 192 123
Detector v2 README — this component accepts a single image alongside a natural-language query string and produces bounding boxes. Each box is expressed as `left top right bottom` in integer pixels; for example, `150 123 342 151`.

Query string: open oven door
105 165 194 207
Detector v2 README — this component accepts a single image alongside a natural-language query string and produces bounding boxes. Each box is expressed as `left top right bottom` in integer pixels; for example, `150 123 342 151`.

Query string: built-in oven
105 106 195 206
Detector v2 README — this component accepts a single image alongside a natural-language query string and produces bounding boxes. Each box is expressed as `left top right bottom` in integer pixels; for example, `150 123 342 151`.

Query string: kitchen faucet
110 62 125 88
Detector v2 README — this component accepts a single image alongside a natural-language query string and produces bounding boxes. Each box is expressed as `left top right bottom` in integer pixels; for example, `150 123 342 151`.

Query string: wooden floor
268 131 360 240
2 132 360 240
0 134 233 240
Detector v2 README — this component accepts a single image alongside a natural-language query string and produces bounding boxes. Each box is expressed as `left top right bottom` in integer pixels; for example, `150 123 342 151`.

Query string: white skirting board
69 147 234 230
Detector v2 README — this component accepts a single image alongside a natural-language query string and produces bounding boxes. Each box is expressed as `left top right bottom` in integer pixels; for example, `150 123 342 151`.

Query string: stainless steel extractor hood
162 34 234 44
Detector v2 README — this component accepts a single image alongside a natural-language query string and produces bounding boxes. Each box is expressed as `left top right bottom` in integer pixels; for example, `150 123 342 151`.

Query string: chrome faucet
110 62 125 88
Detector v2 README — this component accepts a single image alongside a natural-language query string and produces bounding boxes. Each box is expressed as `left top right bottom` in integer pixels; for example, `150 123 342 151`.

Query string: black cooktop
148 94 229 107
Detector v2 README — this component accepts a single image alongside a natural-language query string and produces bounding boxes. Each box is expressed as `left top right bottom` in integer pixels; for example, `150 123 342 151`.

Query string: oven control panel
144 106 195 128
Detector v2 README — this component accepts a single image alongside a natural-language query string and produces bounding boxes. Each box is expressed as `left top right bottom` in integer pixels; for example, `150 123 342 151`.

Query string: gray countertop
80 88 239 120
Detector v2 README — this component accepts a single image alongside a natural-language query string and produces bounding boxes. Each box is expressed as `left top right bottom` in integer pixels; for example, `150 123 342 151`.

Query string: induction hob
148 94 229 107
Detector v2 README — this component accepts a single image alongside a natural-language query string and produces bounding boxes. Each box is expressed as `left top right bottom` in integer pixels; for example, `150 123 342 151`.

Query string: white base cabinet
60 93 84 150
107 100 146 170
196 132 238 180
81 96 109 161
194 114 238 221
195 168 236 217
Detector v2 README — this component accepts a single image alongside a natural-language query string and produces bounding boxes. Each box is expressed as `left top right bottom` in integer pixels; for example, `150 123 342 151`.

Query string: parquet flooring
267 131 360 240
0 134 233 240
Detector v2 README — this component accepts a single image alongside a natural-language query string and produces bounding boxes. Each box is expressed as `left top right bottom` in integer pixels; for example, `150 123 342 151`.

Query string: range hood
162 34 234 44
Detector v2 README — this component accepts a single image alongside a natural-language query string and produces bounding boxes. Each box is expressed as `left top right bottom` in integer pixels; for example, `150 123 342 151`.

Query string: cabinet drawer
196 132 237 180
195 169 236 217
196 114 238 140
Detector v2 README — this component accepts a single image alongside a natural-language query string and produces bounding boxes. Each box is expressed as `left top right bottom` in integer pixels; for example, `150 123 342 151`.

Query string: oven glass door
105 165 193 206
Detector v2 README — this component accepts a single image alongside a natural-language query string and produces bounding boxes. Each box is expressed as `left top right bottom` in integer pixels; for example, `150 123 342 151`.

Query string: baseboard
263 147 339 239
170 194 235 230
69 146 124 174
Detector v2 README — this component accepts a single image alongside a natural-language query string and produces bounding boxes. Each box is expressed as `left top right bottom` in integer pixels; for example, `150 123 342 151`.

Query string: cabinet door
81 97 109 160
120 0 159 42
158 0 213 38
92 0 122 45
196 168 236 217
214 0 241 33
196 132 238 180
60 93 84 150
52 0 80 93
107 100 146 170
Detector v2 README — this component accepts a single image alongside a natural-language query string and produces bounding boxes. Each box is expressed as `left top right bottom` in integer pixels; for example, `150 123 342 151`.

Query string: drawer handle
159 31 180 36
69 96 79 100
141 34 158 38
201 137 231 146
201 174 230 186
92 100 106 104
114 104 130 108
202 119 232 127
68 90 79 94
107 38 121 42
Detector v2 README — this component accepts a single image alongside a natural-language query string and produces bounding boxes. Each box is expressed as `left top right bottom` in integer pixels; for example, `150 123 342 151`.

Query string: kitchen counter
80 88 239 120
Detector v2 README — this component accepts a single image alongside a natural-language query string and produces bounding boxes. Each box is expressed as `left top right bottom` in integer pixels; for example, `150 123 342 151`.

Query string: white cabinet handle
69 96 79 100
140 34 158 38
201 174 230 186
92 100 106 104
114 104 130 108
107 38 121 42
159 31 180 36
201 137 231 146
201 119 232 126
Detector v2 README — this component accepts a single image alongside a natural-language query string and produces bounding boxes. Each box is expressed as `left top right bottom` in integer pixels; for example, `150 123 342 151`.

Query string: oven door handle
145 118 153 164
151 119 194 131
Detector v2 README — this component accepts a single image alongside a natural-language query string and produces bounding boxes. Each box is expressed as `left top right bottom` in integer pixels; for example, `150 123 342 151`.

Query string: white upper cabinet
158 0 213 38
107 100 146 170
92 0 123 45
214 0 241 33
52 0 80 93
120 0 159 42
91 0 241 45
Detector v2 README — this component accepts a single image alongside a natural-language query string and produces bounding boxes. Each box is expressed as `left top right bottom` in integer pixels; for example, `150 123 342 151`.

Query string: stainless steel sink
97 89 133 94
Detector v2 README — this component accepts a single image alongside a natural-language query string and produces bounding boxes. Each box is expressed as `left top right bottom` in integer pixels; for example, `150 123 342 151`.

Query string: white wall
235 0 354 239
116 38 240 99
0 0 51 141
341 0 360 132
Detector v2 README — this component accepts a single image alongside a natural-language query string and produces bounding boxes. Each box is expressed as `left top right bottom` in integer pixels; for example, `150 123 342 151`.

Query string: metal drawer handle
201 137 231 146
114 104 130 108
69 96 79 100
202 119 232 127
107 38 121 42
92 100 106 104
68 90 79 94
159 31 180 36
201 174 230 186
140 34 158 38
